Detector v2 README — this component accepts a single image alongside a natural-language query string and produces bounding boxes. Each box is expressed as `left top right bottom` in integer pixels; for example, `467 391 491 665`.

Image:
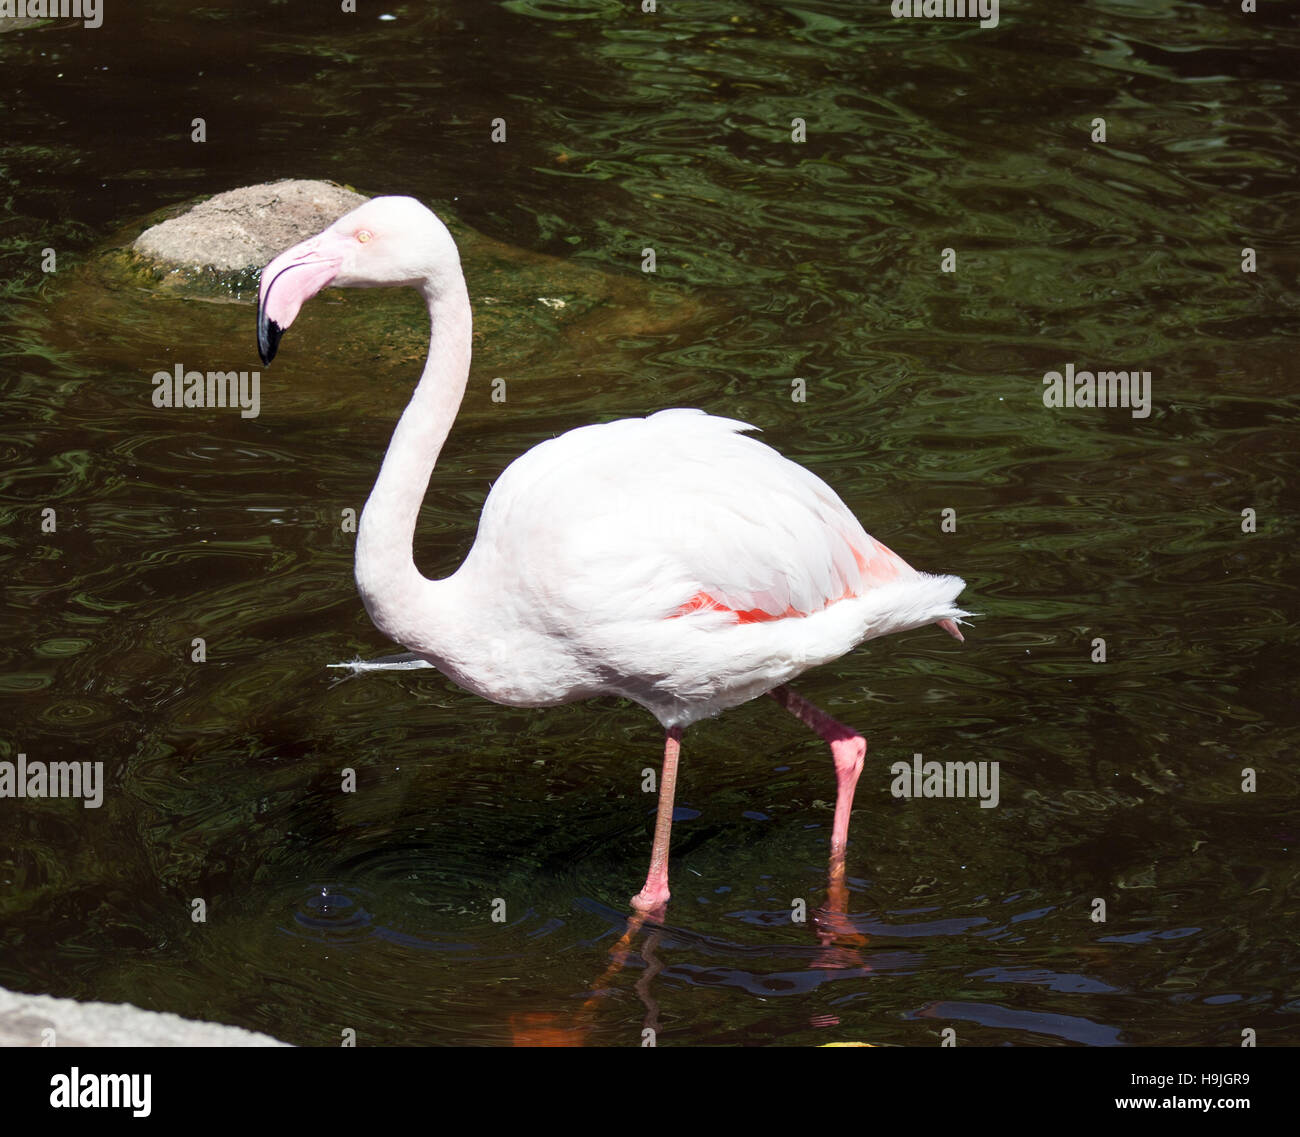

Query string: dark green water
1 0 1297 1046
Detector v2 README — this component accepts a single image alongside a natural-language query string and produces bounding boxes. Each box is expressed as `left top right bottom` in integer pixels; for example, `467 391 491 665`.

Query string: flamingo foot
632 727 682 916
767 684 871 946
816 861 871 948
937 617 964 642
630 887 669 916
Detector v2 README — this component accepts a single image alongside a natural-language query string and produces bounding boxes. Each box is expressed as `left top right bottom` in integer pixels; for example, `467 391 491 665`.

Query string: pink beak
256 232 349 364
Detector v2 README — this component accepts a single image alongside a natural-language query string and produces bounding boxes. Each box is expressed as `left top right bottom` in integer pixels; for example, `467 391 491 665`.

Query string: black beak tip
257 308 283 366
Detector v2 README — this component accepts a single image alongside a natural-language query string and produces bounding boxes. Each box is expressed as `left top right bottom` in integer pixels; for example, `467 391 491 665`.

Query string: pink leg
768 685 866 866
631 726 684 913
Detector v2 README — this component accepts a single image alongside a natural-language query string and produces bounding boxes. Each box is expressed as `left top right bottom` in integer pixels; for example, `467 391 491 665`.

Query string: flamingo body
256 195 969 912
436 408 965 727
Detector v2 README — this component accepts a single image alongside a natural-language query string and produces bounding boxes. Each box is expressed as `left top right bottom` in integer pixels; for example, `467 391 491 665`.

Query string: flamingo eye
356 229 373 243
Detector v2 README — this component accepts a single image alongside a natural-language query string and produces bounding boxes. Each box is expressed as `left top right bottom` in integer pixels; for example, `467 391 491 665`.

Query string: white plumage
442 408 967 726
258 195 969 912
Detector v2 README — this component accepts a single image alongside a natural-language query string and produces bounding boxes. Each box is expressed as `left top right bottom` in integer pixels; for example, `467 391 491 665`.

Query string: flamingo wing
466 409 920 632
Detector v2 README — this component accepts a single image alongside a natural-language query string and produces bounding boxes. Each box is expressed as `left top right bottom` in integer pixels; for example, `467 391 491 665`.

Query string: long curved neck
354 274 472 647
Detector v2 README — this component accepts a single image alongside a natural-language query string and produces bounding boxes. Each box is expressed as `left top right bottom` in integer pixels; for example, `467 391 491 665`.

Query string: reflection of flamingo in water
258 196 969 919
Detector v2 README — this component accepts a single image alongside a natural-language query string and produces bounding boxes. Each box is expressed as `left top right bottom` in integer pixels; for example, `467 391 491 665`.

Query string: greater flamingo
256 196 969 915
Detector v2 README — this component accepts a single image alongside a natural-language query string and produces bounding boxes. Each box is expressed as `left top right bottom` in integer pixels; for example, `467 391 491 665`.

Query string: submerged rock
0 985 288 1046
50 178 707 408
132 179 367 279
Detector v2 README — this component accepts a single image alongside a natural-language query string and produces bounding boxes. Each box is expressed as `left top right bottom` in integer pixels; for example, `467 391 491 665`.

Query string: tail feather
327 652 435 675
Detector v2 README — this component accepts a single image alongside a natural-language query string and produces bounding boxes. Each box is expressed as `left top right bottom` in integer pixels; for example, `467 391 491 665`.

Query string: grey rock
132 179 368 273
0 986 289 1047
63 180 705 386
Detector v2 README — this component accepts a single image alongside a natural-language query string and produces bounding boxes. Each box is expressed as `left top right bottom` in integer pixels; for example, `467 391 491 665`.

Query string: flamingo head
257 195 459 364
